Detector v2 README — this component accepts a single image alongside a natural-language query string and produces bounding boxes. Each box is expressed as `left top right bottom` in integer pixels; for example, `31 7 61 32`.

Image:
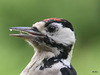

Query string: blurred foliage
0 0 100 75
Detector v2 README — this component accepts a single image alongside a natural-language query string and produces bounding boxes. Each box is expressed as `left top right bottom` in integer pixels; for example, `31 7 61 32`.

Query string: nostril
32 27 39 32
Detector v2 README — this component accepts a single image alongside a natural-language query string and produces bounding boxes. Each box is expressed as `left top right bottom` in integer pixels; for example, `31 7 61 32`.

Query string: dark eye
47 25 57 32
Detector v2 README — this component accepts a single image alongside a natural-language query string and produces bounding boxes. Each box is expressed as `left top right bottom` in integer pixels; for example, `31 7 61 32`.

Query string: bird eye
47 25 57 32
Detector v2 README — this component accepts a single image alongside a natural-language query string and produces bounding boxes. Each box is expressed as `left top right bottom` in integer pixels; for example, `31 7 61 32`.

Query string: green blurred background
0 0 100 75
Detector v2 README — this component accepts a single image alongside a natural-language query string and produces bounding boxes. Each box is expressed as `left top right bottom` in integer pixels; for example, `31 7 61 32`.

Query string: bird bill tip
9 28 13 31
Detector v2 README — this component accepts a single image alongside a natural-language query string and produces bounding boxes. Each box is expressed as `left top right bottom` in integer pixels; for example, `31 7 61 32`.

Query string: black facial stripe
43 36 72 59
39 57 68 70
40 57 77 75
39 58 60 70
44 20 74 31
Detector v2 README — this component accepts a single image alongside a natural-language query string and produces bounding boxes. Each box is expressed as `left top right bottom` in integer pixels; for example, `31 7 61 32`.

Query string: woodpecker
10 18 77 75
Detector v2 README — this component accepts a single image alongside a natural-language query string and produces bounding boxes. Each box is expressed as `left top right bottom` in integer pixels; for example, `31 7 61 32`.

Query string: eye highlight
47 25 57 32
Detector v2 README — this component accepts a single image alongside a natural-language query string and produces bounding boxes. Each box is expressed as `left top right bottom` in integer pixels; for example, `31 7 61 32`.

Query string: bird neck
31 48 73 67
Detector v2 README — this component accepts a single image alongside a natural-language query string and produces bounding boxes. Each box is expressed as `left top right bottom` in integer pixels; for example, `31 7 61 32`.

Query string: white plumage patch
32 21 45 33
49 23 75 44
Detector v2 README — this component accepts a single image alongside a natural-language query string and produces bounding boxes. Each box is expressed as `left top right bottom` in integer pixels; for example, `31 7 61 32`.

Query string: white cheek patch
50 27 75 45
43 22 75 45
32 21 45 32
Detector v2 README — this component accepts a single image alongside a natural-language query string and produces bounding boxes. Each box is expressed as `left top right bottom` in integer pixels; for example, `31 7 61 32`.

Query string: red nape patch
43 18 62 22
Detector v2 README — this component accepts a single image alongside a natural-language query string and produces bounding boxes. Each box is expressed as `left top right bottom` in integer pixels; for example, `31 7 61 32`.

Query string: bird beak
9 27 44 39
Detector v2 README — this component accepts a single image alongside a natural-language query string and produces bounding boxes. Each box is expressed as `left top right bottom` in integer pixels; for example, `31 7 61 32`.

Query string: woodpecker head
10 18 75 60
